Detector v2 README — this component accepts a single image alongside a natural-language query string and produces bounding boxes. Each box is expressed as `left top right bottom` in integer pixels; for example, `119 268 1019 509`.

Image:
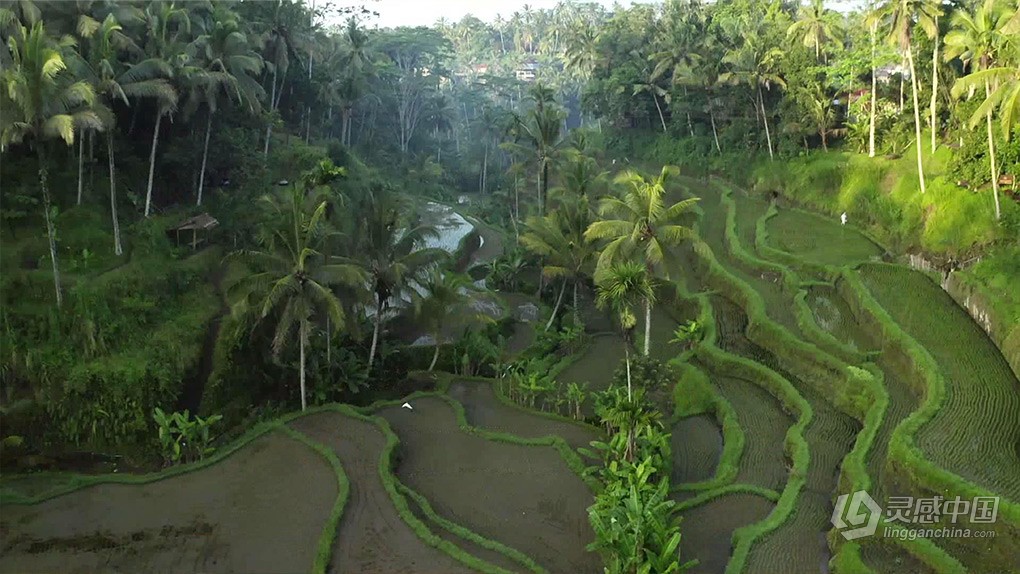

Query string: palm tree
795 81 837 150
187 13 264 206
719 35 786 160
1 22 102 308
140 1 191 218
503 83 565 214
787 0 845 62
520 192 597 331
227 186 365 411
584 166 698 356
75 14 177 255
595 261 654 401
878 0 940 194
633 69 670 134
946 0 1014 221
359 195 448 372
412 270 486 371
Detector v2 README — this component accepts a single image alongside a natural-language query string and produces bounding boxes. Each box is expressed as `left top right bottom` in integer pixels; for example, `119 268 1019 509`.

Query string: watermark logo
832 490 881 540
831 491 999 540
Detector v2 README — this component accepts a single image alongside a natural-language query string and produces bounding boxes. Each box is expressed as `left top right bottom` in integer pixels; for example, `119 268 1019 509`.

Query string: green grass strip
341 404 514 574
398 481 548 574
839 270 1020 528
277 425 350 574
674 483 781 513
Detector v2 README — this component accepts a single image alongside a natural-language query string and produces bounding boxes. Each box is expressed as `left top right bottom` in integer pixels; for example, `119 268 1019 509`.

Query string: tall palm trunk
573 279 579 326
481 142 488 193
264 65 278 157
758 84 775 161
709 100 722 154
652 92 667 133
145 111 163 217
77 133 85 205
643 296 652 356
683 86 694 137
869 23 877 158
106 135 123 256
341 108 351 146
906 46 926 194
368 296 383 371
197 112 213 206
624 345 632 401
38 147 63 308
545 278 567 332
299 319 307 411
428 338 440 371
985 81 1001 221
930 15 939 153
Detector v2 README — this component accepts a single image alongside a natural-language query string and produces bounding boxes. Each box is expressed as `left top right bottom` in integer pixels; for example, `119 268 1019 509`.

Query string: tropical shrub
152 407 223 466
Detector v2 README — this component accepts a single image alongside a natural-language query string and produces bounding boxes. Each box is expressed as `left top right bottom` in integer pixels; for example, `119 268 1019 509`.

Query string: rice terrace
1 0 1019 573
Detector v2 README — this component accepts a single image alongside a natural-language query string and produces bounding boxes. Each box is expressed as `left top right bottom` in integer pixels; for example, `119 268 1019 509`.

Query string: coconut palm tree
359 194 448 372
139 0 192 218
945 0 1014 221
412 270 487 371
1 21 103 308
595 261 654 401
877 0 940 194
718 34 786 160
585 166 698 356
74 13 177 255
227 185 365 411
186 12 264 206
502 83 565 214
633 68 670 134
520 191 597 331
787 0 845 63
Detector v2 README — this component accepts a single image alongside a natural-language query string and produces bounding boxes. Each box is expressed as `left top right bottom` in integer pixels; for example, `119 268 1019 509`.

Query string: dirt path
287 412 477 574
378 397 601 573
0 432 335 574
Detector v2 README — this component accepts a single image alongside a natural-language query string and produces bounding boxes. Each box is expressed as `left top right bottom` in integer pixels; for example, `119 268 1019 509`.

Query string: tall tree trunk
906 46 926 194
930 16 939 153
145 111 163 217
758 85 774 161
299 320 307 411
38 147 63 308
643 296 652 356
107 135 123 256
198 112 213 206
709 101 721 153
985 81 1001 221
683 86 694 137
821 128 828 152
77 132 85 205
541 158 550 214
545 279 567 332
428 341 440 371
624 345 632 401
368 296 383 371
573 279 579 326
341 108 351 146
481 142 488 193
869 22 877 158
305 106 312 143
653 92 667 133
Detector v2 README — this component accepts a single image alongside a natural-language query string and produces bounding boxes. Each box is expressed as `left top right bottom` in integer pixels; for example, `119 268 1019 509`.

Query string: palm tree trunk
643 296 652 356
930 16 939 153
545 279 567 332
869 23 877 158
572 279 579 326
653 92 667 133
77 133 85 205
985 81 1001 221
198 112 213 206
368 296 383 370
481 143 488 193
429 341 440 371
821 128 828 152
709 101 721 154
299 320 307 411
107 135 123 256
341 108 351 146
145 111 163 218
758 85 774 161
541 159 550 214
624 345 632 401
906 46 926 194
38 147 63 308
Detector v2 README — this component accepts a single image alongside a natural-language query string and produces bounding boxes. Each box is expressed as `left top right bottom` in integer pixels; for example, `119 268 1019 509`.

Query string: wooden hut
171 213 219 249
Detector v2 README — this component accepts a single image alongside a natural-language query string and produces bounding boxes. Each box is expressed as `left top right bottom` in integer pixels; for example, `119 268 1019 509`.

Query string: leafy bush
152 407 223 466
